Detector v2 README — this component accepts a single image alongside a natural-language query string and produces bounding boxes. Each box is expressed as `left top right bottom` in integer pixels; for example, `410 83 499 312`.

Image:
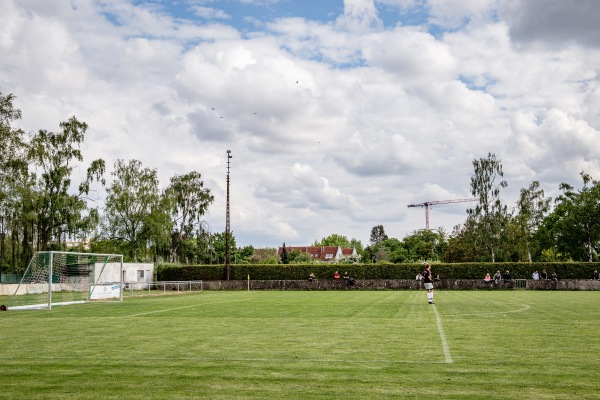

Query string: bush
156 262 600 281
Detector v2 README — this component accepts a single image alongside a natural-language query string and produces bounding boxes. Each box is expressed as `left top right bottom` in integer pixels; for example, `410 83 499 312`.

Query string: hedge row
156 262 600 281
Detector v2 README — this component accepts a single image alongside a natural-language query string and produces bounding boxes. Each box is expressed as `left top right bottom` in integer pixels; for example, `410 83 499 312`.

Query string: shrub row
156 262 600 281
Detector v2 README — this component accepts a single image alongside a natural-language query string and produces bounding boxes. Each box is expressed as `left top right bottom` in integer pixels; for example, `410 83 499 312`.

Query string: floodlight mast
225 150 232 280
407 198 476 230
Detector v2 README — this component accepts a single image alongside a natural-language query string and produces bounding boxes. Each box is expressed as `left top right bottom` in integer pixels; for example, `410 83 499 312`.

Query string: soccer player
423 262 435 304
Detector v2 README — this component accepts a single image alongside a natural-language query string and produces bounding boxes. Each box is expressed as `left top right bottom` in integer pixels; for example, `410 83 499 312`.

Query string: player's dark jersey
423 269 433 283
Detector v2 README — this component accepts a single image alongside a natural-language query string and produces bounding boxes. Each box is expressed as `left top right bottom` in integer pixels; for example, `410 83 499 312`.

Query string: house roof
278 246 355 261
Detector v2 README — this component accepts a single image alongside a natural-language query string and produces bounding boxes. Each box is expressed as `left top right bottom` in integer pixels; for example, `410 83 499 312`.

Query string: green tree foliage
248 248 278 264
212 231 237 264
287 250 314 263
314 233 351 248
165 171 214 262
103 159 167 262
313 233 363 253
0 90 29 271
401 229 447 262
467 153 508 262
280 242 289 264
370 225 388 245
515 181 551 262
28 117 105 250
543 172 600 262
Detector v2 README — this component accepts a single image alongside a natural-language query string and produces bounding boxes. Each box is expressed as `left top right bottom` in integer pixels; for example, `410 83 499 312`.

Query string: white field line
440 304 531 318
432 305 453 364
116 298 247 318
0 355 450 365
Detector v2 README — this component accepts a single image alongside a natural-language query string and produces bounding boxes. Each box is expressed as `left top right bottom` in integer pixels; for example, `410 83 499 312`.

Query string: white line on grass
116 299 247 318
439 303 531 318
432 305 453 364
0 355 450 365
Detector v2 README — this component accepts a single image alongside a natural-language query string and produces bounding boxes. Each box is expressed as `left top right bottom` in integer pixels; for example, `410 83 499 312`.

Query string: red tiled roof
278 246 354 261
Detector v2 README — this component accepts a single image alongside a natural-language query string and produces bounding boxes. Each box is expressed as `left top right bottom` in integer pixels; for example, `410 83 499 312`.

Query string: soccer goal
8 251 124 310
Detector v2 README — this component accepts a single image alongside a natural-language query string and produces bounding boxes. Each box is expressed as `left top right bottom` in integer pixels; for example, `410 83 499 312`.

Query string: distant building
278 245 358 262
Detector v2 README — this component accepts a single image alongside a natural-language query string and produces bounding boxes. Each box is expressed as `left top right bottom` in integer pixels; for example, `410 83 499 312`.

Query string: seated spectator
541 269 548 280
308 272 315 283
592 270 599 280
493 270 501 284
503 270 511 283
347 276 355 287
343 271 350 280
333 271 340 280
551 272 558 281
532 270 539 280
483 273 493 284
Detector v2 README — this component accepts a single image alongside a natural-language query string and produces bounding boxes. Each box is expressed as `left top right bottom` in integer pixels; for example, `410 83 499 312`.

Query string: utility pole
225 150 232 280
407 198 476 230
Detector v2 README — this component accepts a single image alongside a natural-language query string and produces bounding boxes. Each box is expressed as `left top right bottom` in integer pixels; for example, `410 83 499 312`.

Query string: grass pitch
1 290 599 399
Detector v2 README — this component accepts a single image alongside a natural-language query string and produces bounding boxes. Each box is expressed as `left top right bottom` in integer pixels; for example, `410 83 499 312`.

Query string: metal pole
225 150 232 280
48 252 53 310
119 255 124 302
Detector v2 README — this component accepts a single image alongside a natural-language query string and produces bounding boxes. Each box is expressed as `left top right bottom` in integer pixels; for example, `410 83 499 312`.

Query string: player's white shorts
424 283 434 290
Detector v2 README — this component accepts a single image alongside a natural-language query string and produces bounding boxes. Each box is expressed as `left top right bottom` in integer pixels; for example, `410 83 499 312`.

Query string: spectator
551 272 558 281
592 270 599 280
503 270 512 284
343 271 350 280
493 270 501 284
416 273 423 289
333 271 340 280
483 273 493 284
541 269 548 280
308 272 315 283
532 270 539 280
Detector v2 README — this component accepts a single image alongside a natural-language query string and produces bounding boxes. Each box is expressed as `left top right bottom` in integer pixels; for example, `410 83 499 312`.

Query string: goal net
8 251 123 310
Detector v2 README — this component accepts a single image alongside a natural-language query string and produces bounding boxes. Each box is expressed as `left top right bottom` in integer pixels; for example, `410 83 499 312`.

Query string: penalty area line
432 305 453 364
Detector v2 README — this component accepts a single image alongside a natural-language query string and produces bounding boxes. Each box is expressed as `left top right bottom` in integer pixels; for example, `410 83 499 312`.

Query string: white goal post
8 251 124 310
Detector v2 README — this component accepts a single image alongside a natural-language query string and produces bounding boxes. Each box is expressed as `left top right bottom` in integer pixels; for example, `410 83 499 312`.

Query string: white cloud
337 0 383 32
191 6 230 20
2 0 600 248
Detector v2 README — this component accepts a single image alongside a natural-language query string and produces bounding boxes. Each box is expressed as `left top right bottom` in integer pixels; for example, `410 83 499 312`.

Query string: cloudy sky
2 0 600 248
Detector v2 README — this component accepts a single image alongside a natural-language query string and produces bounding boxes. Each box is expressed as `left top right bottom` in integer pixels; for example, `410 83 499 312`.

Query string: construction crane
407 198 477 230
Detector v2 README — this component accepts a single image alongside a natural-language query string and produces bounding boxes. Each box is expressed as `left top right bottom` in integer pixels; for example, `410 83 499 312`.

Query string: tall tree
166 171 214 262
467 153 508 262
28 116 105 250
515 181 552 262
280 242 289 264
401 228 447 262
212 231 237 265
103 159 166 262
0 90 28 271
370 225 388 245
549 172 600 262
